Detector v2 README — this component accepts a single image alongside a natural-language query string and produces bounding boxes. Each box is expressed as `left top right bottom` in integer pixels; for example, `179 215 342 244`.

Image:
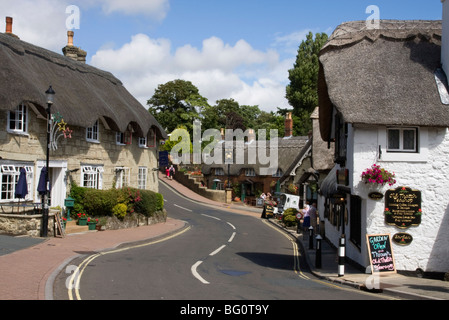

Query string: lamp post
225 148 233 203
41 85 55 237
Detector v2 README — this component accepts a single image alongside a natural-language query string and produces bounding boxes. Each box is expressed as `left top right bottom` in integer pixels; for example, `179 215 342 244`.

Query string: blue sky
0 1 443 112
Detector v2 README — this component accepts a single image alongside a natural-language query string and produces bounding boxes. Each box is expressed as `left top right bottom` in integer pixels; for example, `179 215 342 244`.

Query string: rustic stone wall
0 210 58 237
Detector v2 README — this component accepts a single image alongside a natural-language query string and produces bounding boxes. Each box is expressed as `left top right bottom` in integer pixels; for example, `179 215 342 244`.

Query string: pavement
0 171 448 300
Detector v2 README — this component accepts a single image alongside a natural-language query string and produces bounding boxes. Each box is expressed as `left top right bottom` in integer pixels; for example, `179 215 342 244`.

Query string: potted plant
77 212 88 226
361 164 396 187
87 217 98 230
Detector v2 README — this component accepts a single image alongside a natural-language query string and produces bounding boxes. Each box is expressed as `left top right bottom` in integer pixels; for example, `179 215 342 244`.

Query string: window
7 103 28 134
245 168 256 177
138 167 147 189
138 137 147 148
81 165 103 189
147 129 156 147
116 132 125 145
86 120 99 142
115 167 130 189
1 164 33 202
214 168 224 176
272 168 283 177
387 128 418 152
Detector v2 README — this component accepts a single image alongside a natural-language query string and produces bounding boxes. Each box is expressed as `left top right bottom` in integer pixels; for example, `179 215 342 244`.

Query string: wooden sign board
54 212 65 238
385 186 421 229
366 234 396 274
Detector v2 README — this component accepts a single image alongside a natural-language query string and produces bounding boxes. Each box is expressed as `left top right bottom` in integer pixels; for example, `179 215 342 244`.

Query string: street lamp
225 148 233 189
41 85 55 237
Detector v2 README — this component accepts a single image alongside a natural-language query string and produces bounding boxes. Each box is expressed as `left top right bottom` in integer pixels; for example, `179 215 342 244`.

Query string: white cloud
91 33 291 112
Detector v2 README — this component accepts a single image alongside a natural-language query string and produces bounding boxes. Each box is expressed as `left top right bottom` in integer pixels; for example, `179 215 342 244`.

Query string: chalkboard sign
385 186 421 229
366 234 396 274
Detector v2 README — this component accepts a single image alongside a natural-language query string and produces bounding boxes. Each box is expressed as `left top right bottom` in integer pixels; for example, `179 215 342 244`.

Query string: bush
69 186 164 218
282 208 298 227
112 203 128 219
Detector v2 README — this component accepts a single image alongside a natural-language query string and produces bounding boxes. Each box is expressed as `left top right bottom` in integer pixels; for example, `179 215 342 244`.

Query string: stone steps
64 220 89 235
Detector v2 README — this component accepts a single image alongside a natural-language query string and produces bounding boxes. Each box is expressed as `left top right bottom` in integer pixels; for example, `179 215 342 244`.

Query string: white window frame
245 168 256 177
0 164 34 202
138 136 148 148
215 168 225 176
81 165 104 189
115 167 130 189
86 120 99 143
116 132 125 145
138 167 147 189
387 127 418 153
7 103 28 135
378 127 428 162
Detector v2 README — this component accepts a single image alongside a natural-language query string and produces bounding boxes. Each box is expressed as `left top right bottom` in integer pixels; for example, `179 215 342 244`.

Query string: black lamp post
41 85 55 237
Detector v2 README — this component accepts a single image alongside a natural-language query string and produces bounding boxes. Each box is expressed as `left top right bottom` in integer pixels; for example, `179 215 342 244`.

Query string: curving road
53 181 386 301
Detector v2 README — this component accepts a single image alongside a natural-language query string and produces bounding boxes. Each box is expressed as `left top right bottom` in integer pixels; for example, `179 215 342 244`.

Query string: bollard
308 226 314 249
338 235 345 277
315 235 322 269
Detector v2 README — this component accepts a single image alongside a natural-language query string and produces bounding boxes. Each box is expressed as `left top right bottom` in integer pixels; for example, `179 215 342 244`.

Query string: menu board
385 186 421 229
366 234 396 274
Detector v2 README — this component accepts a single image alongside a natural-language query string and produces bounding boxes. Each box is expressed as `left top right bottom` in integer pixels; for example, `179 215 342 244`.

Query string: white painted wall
346 126 449 272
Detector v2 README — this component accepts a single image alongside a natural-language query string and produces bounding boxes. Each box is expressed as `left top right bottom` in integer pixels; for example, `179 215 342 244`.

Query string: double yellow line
67 226 191 300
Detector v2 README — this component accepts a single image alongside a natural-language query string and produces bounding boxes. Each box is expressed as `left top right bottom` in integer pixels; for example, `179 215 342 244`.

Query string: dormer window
7 103 27 134
86 120 99 143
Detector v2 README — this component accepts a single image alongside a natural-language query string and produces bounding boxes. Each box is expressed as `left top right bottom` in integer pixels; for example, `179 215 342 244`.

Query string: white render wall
346 125 449 272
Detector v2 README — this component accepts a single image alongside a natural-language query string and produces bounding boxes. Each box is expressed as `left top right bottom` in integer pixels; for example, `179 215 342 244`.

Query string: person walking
169 165 175 180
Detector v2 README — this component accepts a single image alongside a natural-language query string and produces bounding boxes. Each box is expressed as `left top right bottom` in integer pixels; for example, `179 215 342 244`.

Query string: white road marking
174 204 192 212
226 222 236 230
201 214 221 220
228 232 236 243
191 261 210 284
209 245 226 256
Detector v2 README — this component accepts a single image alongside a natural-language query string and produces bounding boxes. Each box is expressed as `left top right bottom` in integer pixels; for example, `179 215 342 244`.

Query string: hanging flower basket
361 164 396 187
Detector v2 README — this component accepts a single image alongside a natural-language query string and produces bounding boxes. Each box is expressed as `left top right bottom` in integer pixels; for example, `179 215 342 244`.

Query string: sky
0 0 443 113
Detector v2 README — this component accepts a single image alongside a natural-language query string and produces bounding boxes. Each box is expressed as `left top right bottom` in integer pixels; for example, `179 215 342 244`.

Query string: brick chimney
62 30 87 63
5 17 19 39
284 112 293 138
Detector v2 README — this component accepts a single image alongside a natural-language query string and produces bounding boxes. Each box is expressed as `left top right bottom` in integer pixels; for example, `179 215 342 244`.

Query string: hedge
69 184 164 219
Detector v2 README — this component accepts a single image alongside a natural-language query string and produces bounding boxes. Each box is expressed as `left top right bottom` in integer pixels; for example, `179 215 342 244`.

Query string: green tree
147 79 209 133
286 32 328 135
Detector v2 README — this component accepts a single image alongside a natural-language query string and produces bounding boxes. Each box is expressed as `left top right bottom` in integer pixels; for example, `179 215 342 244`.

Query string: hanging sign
392 233 413 246
384 186 421 229
366 234 396 274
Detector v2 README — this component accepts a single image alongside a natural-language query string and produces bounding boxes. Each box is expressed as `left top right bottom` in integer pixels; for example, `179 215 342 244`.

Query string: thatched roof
0 32 167 139
201 136 309 176
318 20 447 141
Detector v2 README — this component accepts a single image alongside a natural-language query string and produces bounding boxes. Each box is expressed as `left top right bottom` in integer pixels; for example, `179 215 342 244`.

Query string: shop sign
384 186 421 229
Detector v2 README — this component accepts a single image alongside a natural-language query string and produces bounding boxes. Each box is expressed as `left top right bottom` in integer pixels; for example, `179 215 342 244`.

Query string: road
52 182 387 301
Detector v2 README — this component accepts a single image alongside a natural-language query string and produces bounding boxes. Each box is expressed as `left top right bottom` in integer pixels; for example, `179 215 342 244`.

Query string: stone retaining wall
0 210 58 237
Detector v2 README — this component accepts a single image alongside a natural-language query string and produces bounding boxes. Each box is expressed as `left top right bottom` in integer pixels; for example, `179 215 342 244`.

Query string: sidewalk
161 173 449 300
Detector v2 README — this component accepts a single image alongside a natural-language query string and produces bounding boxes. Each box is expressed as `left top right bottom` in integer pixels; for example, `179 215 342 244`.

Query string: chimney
284 112 293 138
62 30 87 63
5 17 19 39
